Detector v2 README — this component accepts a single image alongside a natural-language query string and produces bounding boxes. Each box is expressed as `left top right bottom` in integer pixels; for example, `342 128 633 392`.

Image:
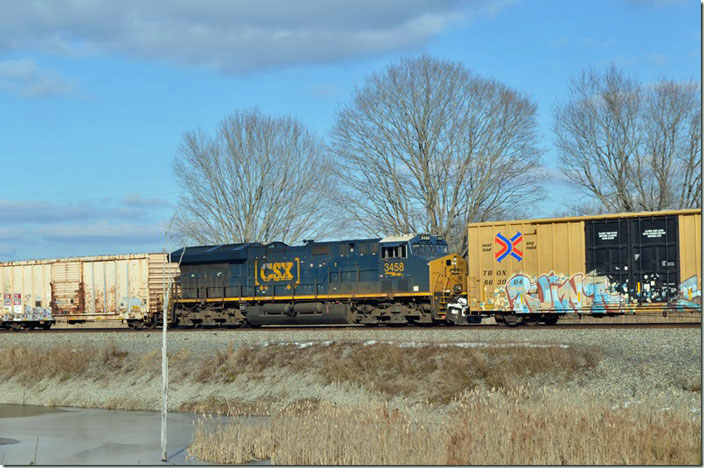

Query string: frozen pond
0 404 210 465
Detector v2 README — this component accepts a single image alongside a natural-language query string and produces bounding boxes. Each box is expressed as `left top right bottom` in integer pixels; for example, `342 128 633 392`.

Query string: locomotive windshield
411 239 448 258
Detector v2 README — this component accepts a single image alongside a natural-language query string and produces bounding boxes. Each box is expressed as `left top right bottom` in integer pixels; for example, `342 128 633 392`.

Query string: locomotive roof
172 235 445 265
172 242 287 265
381 234 416 243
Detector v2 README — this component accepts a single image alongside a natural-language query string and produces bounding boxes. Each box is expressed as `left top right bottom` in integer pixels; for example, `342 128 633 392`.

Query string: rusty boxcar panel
467 209 702 314
0 253 179 322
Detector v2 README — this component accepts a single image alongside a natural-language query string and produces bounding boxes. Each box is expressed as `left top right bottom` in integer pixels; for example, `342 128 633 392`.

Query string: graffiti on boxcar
677 276 701 308
2 304 53 323
504 271 625 314
502 272 702 314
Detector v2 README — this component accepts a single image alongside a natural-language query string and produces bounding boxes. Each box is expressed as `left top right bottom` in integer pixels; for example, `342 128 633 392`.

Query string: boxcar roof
467 208 701 227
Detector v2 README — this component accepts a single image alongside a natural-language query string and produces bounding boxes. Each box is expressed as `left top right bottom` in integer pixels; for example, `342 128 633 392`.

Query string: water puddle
0 403 66 419
0 404 213 465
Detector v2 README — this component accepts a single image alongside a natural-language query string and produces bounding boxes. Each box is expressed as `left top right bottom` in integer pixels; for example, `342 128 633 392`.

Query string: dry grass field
0 332 700 465
190 390 701 465
180 342 700 465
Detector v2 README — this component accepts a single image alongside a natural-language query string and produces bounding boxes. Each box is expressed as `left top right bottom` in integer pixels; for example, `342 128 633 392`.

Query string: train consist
1 209 701 329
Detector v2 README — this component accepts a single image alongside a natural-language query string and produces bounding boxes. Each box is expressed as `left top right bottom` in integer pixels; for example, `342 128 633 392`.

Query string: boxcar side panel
468 209 702 315
0 253 178 323
678 212 701 307
467 220 585 313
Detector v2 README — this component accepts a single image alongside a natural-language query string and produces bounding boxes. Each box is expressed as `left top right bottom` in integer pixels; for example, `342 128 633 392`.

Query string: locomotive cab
379 234 471 323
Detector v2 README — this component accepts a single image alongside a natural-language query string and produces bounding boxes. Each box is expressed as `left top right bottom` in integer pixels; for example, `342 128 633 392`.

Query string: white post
161 233 168 462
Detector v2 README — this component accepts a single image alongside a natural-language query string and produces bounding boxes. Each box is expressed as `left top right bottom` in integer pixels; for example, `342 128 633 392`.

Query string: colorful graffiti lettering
495 232 523 262
504 271 628 314
677 276 701 309
502 272 702 314
2 304 53 323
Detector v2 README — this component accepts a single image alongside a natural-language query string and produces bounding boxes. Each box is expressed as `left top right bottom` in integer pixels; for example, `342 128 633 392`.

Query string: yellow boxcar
467 209 701 321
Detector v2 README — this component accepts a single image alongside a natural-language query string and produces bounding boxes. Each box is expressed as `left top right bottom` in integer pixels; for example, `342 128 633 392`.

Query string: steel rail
1 321 700 334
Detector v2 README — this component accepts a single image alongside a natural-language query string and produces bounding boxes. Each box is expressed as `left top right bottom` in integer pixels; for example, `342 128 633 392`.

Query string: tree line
172 56 701 253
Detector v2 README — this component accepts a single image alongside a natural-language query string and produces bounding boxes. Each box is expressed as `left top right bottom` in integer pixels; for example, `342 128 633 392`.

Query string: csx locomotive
170 234 475 327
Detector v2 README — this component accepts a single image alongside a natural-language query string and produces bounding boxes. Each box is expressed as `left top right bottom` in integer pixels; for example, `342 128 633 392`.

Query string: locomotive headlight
453 284 462 294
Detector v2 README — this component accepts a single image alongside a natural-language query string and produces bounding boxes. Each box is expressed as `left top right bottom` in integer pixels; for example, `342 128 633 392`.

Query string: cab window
412 244 433 256
381 244 407 259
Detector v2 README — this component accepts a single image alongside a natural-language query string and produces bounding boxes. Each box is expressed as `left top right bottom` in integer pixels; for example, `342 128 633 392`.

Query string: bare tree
173 109 337 244
554 65 701 213
330 55 543 254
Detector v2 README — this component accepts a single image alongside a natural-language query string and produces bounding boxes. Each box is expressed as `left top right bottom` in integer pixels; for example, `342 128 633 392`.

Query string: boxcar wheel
525 314 540 326
541 315 559 325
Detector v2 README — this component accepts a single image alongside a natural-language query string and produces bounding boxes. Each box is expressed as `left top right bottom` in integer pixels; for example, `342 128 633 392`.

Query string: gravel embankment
0 327 700 412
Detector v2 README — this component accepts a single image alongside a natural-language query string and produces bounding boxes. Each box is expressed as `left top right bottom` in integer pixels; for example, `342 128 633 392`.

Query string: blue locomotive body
171 234 469 326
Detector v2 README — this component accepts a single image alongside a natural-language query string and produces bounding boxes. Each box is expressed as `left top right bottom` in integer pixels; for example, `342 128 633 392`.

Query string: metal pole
161 233 168 462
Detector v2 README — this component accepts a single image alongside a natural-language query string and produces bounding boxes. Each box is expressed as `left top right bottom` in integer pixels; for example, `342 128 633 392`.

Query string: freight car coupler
446 297 478 325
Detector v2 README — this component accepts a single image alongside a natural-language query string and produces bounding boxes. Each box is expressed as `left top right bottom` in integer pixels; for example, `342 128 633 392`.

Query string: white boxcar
0 253 179 327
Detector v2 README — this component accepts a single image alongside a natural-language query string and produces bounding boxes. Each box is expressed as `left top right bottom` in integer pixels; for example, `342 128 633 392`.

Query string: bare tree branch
330 55 543 252
554 65 701 213
172 109 338 244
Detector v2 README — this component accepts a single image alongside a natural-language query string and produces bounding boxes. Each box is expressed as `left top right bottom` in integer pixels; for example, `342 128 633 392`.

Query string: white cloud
625 0 690 7
0 195 173 223
0 58 76 97
0 0 512 75
309 82 344 98
549 37 569 48
0 196 175 258
39 222 167 244
645 53 671 66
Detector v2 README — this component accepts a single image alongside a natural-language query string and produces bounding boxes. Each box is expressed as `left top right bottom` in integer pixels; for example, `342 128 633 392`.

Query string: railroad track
2 321 700 333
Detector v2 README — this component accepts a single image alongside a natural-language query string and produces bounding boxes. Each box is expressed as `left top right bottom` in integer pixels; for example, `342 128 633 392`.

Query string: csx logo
259 262 295 282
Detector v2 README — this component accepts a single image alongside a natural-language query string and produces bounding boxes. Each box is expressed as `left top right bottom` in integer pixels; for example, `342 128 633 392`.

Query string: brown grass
190 389 702 465
315 343 599 402
0 344 92 383
171 341 599 404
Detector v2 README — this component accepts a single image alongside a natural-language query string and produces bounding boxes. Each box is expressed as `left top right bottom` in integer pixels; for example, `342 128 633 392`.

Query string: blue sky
0 0 699 260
